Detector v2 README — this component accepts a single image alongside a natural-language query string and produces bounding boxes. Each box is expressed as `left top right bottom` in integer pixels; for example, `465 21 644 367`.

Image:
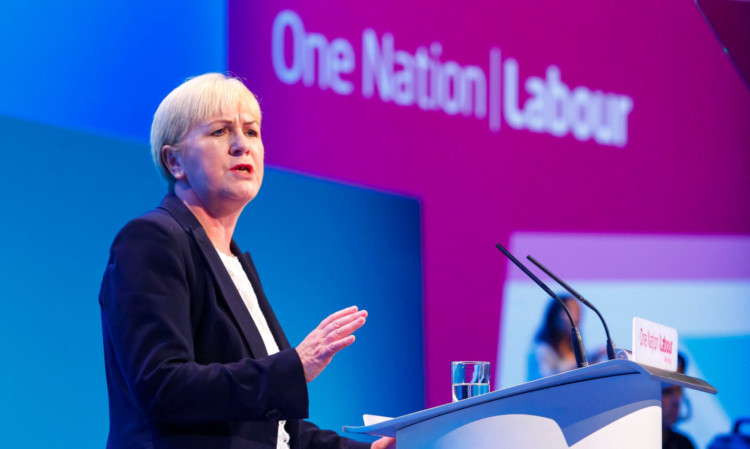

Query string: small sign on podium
632 317 679 371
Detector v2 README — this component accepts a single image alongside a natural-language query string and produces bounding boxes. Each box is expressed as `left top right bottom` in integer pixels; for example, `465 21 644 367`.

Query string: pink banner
229 0 750 406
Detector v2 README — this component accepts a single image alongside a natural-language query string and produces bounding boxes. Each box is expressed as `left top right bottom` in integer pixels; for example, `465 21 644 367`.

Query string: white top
217 249 291 449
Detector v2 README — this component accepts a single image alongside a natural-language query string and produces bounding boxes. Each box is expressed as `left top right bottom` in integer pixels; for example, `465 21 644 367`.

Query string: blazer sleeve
99 215 310 424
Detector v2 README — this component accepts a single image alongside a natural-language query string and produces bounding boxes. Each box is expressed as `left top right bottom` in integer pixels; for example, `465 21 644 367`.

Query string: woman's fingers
321 334 356 359
317 306 359 330
324 314 366 344
372 436 397 449
296 306 368 383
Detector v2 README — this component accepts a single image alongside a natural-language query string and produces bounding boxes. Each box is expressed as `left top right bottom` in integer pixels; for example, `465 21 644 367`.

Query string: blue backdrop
0 1 424 446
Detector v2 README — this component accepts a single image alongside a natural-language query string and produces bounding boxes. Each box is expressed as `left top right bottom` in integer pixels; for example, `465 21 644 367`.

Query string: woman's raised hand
295 306 368 383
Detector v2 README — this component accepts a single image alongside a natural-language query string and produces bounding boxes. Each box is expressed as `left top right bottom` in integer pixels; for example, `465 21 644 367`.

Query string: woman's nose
229 134 251 156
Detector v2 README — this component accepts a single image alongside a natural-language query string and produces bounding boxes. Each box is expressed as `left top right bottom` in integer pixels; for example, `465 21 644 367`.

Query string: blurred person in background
663 353 695 449
527 295 583 380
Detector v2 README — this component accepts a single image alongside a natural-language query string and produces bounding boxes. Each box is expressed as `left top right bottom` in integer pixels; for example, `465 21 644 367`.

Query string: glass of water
451 361 490 402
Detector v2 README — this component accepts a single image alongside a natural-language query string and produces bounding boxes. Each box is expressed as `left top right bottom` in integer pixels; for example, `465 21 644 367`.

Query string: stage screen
500 233 750 448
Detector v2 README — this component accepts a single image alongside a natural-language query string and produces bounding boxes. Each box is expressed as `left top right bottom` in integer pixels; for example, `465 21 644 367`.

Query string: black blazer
99 194 369 449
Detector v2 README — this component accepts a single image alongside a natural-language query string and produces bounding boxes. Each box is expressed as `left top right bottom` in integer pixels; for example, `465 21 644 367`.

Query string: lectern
344 360 716 449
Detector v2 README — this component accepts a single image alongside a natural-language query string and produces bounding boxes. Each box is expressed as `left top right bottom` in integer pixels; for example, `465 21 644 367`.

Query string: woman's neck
174 187 243 255
556 338 574 359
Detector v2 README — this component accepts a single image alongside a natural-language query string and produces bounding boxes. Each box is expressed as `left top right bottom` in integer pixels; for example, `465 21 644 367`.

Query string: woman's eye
245 129 258 137
211 128 226 136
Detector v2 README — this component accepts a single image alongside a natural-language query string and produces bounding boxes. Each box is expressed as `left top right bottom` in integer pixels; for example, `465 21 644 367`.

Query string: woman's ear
162 145 184 180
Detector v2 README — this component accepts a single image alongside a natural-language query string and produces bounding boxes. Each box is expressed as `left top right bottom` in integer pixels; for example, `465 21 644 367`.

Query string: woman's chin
220 188 260 207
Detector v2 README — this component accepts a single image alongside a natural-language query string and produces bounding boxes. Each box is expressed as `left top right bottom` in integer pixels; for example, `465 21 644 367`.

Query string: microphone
495 243 588 368
526 255 617 361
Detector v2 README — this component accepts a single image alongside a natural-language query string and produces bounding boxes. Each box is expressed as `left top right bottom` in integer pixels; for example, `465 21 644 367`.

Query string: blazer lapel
234 248 292 350
158 194 269 358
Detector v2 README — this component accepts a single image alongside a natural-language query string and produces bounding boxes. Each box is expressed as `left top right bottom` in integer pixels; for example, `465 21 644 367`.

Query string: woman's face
556 299 581 333
172 104 264 212
567 299 581 326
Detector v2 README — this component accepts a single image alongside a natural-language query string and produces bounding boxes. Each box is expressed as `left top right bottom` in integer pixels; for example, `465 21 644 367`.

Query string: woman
527 295 582 380
99 73 395 449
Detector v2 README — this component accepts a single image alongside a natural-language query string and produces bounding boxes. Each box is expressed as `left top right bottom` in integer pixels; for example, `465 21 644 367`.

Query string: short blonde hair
150 73 261 184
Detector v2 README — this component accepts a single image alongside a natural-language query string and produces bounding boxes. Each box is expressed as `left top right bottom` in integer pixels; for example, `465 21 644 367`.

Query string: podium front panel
398 373 662 449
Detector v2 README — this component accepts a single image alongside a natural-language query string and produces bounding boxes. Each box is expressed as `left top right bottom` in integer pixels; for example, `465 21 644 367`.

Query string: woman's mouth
231 164 254 175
